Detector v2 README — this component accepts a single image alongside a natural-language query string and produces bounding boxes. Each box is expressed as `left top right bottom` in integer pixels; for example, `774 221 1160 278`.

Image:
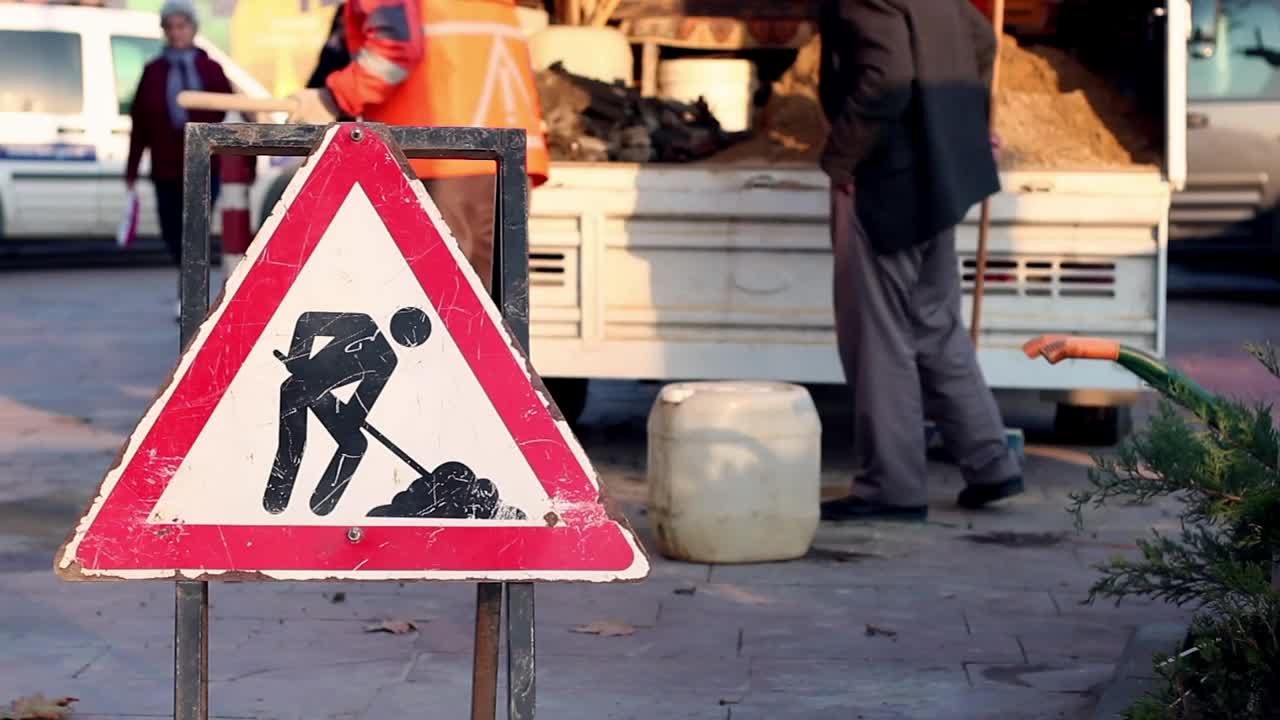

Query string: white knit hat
160 0 198 27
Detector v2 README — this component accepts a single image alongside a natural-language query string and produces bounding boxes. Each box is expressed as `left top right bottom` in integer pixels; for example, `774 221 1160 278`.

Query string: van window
1188 0 1280 101
111 36 164 115
0 30 83 114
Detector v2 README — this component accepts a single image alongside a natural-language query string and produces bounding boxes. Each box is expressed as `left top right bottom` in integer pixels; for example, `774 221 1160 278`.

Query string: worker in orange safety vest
287 0 550 293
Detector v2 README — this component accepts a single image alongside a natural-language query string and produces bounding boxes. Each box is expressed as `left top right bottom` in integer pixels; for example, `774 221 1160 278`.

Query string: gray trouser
831 186 1019 506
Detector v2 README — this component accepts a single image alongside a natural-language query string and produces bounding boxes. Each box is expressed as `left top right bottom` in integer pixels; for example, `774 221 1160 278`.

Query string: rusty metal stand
178 122 537 720
470 583 502 720
468 582 535 719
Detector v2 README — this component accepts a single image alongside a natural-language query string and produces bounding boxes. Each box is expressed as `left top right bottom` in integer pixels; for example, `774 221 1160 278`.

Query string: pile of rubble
535 62 749 163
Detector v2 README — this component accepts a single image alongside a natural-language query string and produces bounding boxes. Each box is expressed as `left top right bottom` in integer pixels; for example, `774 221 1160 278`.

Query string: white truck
523 161 1178 440
248 0 1191 443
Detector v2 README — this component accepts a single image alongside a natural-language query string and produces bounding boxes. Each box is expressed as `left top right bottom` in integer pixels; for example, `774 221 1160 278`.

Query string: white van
0 3 271 243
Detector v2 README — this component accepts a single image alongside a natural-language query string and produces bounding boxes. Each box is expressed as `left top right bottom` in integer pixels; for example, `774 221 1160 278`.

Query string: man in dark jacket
818 0 1023 522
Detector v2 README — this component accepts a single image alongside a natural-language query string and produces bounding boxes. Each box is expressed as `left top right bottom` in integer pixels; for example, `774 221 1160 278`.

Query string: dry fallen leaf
2 694 78 720
570 620 636 637
364 619 417 635
864 624 898 640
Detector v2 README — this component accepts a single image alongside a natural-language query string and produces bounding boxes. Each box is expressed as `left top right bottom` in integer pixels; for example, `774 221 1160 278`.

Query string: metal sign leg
492 127 536 720
176 126 215 720
506 583 536 719
174 582 210 720
470 583 503 720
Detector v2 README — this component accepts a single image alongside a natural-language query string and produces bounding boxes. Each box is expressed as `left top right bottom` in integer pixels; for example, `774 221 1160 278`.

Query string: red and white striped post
220 153 255 274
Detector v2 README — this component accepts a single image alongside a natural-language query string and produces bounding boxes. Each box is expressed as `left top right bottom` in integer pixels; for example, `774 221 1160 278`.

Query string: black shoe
820 496 929 522
957 477 1025 510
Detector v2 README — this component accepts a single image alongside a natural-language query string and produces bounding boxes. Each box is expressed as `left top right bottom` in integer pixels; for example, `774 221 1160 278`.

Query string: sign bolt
347 527 364 543
350 127 364 143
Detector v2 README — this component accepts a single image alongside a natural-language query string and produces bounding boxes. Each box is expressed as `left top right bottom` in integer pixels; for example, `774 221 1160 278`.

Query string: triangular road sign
56 124 649 583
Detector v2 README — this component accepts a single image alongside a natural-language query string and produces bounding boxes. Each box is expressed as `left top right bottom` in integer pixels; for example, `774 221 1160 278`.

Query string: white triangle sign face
55 124 649 583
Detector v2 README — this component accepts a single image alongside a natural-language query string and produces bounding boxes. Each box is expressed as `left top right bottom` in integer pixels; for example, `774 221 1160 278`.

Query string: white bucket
647 381 821 564
658 58 757 133
529 26 634 86
514 7 550 37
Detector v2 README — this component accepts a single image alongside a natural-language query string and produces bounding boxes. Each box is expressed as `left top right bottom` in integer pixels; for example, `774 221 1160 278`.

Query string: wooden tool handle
970 0 1006 347
177 91 296 114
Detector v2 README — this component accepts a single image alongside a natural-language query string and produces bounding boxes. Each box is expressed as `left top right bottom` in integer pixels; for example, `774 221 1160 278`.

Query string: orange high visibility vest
350 0 550 185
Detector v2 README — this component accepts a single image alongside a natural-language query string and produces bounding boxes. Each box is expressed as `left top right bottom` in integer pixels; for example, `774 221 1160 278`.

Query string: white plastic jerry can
646 381 822 564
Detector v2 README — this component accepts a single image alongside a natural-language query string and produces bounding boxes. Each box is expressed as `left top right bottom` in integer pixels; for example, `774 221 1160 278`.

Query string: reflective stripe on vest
421 21 527 38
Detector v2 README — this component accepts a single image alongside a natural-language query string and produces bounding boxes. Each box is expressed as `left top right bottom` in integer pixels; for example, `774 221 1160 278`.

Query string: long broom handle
971 0 1006 346
178 90 297 114
272 349 434 478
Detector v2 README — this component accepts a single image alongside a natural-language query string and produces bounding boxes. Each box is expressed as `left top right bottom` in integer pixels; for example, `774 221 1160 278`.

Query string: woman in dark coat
124 0 232 315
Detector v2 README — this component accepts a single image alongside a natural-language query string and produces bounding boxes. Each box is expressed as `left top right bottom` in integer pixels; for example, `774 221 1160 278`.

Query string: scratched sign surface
56 124 649 583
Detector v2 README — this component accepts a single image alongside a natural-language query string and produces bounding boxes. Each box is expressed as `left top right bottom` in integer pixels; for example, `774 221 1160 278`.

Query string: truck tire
1053 404 1133 447
543 377 589 426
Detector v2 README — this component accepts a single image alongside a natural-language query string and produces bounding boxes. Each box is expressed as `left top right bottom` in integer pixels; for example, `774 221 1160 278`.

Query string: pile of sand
710 33 1160 170
995 34 1160 169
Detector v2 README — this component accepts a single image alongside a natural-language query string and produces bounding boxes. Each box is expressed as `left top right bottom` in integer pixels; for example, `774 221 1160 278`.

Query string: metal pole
971 0 1006 346
174 583 209 720
469 584 502 720
495 129 536 720
176 125 213 720
506 583 536 719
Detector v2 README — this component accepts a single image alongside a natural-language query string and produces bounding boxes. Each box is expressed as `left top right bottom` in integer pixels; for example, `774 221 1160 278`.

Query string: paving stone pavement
2 268 1272 719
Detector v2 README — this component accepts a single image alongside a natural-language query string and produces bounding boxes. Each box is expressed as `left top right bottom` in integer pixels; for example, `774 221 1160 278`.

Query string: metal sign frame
179 121 535 720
